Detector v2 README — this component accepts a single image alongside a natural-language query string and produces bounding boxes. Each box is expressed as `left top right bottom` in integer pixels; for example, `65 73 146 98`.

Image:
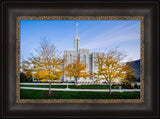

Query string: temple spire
76 22 78 36
74 22 80 53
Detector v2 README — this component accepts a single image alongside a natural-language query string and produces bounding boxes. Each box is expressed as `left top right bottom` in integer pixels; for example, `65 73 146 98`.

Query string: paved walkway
20 87 140 92
20 83 75 85
20 83 108 85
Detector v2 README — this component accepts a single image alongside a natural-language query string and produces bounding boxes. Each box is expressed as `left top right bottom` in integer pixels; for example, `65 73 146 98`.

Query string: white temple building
63 23 103 83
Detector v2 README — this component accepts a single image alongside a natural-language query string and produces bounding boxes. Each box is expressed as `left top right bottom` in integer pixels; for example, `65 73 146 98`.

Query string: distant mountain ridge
126 59 140 79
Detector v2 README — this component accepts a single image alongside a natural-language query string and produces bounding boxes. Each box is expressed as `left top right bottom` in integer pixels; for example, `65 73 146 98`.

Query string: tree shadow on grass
43 92 56 96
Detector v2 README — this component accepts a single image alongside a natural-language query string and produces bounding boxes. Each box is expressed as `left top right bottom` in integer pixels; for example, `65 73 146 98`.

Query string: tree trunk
109 83 112 95
49 80 51 95
75 78 78 88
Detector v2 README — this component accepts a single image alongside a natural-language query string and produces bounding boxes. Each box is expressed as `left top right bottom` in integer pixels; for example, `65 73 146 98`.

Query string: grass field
20 89 140 99
20 85 121 89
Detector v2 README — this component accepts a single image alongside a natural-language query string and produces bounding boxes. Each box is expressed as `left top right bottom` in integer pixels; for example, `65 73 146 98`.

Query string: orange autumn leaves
21 39 65 83
93 50 134 95
94 50 134 84
64 59 90 87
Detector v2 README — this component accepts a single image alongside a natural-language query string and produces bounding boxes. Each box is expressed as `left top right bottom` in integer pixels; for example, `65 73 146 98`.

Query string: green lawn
20 89 140 99
20 85 121 89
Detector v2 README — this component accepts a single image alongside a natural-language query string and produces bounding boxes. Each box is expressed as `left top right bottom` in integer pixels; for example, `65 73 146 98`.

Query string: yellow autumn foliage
21 39 65 82
94 50 134 84
64 59 90 87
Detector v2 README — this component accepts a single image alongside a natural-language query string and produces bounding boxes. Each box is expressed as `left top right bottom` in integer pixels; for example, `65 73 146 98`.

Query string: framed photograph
17 16 143 103
1 0 159 118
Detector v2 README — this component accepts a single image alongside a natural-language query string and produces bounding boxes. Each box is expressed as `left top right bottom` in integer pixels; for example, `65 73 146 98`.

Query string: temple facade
63 23 103 83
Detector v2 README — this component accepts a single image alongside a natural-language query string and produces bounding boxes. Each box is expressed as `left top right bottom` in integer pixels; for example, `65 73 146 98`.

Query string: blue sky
20 20 140 62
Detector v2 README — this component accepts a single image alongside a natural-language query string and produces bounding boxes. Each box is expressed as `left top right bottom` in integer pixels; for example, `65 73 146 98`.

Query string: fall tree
64 59 90 87
120 71 137 89
20 59 33 80
125 72 136 83
93 49 134 95
22 39 65 95
121 61 137 86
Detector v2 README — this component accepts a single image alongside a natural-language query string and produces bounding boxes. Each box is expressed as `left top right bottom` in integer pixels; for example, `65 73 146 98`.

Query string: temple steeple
76 22 78 36
74 23 80 53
